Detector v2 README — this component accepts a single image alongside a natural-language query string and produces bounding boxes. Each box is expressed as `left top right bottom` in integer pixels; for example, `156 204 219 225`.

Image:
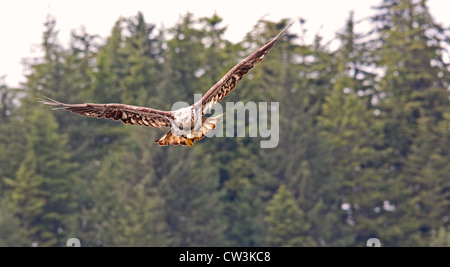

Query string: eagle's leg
155 114 222 146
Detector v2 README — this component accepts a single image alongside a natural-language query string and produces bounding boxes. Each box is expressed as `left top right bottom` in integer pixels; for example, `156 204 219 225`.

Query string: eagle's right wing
39 97 174 129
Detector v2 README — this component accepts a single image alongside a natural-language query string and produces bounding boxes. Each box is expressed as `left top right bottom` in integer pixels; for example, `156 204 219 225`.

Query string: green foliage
165 13 207 104
430 226 450 247
5 107 78 246
120 12 162 106
318 12 390 246
81 143 170 246
370 0 450 246
0 85 27 195
0 197 27 246
265 185 316 246
155 145 227 246
0 2 448 246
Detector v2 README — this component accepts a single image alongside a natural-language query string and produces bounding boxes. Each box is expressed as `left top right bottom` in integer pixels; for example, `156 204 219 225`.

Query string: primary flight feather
40 21 294 146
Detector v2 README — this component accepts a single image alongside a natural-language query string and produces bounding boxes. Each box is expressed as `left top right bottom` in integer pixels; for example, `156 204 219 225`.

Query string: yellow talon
186 139 194 147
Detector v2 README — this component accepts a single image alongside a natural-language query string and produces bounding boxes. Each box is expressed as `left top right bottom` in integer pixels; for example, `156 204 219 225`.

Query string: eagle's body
40 21 294 146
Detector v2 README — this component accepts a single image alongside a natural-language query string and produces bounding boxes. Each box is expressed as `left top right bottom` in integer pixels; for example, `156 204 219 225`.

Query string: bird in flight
40 21 294 146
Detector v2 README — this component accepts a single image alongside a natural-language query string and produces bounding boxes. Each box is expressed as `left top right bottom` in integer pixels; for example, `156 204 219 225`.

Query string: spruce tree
430 226 450 247
0 197 27 246
371 0 450 245
318 12 389 246
0 84 27 195
120 12 162 106
6 107 78 246
82 143 169 246
165 13 207 103
265 185 316 246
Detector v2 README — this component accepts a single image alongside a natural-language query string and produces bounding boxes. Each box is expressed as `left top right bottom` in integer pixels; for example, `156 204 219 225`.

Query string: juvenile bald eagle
40 21 294 146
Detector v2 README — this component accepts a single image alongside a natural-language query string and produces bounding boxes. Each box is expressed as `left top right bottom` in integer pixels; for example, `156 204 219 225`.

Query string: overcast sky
0 0 449 87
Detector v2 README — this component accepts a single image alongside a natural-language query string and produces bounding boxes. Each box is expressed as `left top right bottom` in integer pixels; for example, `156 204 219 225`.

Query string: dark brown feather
194 20 293 115
38 98 174 129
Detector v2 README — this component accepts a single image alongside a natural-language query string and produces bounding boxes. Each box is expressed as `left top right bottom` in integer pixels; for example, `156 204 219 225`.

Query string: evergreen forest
0 0 449 246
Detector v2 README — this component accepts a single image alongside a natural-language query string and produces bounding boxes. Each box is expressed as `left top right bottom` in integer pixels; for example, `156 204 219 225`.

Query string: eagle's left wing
194 20 294 115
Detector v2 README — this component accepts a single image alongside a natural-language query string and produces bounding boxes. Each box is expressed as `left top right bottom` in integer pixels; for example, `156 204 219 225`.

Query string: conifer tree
371 0 450 245
0 84 27 195
318 12 389 246
82 143 169 246
6 107 78 246
165 13 207 103
0 197 27 246
265 185 316 246
430 226 450 247
120 12 162 106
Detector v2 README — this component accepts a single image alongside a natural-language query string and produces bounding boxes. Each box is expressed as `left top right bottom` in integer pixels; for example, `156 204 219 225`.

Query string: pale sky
0 0 449 87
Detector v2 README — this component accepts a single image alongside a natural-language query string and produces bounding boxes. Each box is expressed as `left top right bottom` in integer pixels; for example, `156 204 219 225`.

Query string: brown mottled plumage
195 21 294 116
39 21 293 146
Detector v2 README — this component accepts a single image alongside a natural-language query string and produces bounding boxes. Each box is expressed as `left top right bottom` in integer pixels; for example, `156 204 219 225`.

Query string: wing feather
39 97 174 129
195 20 294 115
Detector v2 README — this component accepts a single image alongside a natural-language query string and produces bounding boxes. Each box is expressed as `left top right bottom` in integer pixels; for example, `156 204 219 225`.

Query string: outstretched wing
39 98 174 128
195 20 294 115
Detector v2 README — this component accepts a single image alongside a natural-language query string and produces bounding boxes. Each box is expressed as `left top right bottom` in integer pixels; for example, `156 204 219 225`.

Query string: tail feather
37 97 69 110
155 114 222 146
